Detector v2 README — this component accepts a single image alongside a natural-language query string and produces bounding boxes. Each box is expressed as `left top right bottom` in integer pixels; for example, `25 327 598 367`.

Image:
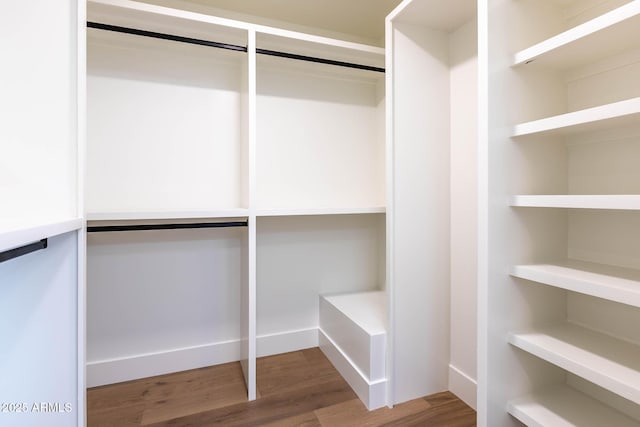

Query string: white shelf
509 322 640 405
513 1 640 69
0 218 84 253
511 195 640 210
86 210 249 221
508 384 639 427
513 260 640 308
512 97 640 137
256 207 385 217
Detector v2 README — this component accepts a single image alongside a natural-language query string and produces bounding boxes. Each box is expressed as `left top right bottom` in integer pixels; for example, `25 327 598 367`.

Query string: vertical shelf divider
242 28 258 401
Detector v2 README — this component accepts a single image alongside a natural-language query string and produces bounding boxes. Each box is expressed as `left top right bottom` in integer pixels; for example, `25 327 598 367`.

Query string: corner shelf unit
85 0 387 407
482 0 640 425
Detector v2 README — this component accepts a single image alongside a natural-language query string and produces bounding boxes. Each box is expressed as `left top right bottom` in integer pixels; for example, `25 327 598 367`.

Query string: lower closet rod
87 221 248 233
0 239 48 263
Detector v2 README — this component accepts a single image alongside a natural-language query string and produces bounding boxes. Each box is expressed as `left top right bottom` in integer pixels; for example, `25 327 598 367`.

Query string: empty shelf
513 2 640 69
509 322 640 405
511 195 640 210
512 97 640 137
508 384 639 427
512 261 640 308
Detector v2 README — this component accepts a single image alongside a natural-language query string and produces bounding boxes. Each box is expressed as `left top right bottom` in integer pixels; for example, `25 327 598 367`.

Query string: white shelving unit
85 0 387 408
481 0 640 425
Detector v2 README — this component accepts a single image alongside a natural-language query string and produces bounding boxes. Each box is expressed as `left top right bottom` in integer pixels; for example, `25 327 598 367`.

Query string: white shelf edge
86 210 250 221
256 207 386 217
89 0 384 56
513 97 640 137
511 195 640 210
508 384 639 427
0 218 84 254
512 260 640 308
513 1 640 67
509 322 640 405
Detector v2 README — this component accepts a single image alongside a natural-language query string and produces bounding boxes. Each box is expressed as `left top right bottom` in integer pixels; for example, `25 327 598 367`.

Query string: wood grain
87 348 476 427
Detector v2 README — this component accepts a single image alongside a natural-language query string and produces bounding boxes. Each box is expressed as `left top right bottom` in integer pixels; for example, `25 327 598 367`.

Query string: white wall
449 17 478 410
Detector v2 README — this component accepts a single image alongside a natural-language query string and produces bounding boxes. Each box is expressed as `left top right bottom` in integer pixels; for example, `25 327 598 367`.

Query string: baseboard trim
448 364 477 410
319 328 386 410
257 327 318 357
87 328 320 387
87 340 241 387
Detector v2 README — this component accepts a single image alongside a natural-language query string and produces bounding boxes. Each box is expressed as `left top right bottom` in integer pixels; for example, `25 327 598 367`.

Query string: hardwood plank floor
87 348 476 426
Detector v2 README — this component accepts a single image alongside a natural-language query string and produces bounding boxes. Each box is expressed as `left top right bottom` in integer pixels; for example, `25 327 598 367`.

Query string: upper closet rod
87 22 385 73
87 22 247 52
0 239 48 264
87 221 248 233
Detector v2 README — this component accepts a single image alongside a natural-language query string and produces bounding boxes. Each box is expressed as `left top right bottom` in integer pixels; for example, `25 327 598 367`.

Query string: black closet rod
0 239 48 264
87 22 247 51
87 22 385 73
87 221 248 233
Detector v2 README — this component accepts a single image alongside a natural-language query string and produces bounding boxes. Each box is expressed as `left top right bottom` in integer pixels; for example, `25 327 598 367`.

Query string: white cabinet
0 1 85 426
480 0 640 425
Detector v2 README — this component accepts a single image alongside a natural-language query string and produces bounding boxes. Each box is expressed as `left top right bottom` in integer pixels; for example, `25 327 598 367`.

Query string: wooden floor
88 348 476 426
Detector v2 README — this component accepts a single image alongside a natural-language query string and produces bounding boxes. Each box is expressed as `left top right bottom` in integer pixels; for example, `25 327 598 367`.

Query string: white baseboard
319 328 386 410
87 340 241 387
448 364 477 410
257 327 318 357
87 328 319 387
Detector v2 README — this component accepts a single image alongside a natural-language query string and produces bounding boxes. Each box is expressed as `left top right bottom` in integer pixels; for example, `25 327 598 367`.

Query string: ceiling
146 0 404 44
